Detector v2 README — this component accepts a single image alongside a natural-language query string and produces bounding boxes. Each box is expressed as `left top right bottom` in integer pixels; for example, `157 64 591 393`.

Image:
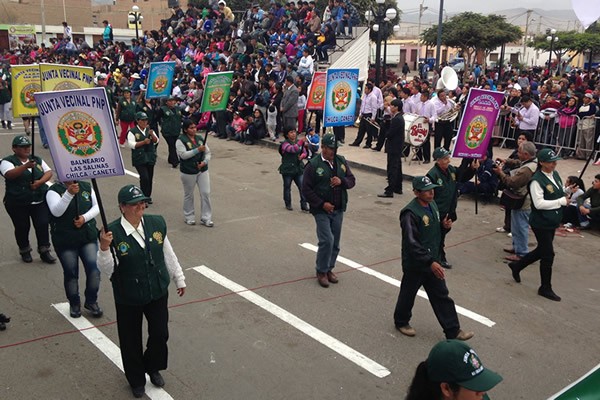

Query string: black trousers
4 201 50 251
434 121 453 150
352 114 374 146
116 294 169 388
163 136 179 167
384 152 403 194
135 164 155 198
416 134 431 162
516 226 556 271
333 126 345 142
393 270 460 339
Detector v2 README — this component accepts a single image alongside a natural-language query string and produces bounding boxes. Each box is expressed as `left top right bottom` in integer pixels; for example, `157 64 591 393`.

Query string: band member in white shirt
514 95 539 139
350 83 379 148
432 90 456 150
414 90 437 164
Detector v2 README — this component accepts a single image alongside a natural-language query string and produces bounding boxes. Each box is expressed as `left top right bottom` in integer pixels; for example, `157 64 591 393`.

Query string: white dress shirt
517 103 540 130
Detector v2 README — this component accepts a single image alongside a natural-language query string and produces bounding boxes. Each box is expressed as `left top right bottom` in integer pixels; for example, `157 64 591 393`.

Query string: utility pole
417 0 428 62
522 9 533 65
41 0 46 44
537 16 542 34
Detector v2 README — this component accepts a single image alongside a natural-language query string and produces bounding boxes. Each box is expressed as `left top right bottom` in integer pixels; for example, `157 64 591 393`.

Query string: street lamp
365 0 398 85
546 28 557 77
128 5 143 41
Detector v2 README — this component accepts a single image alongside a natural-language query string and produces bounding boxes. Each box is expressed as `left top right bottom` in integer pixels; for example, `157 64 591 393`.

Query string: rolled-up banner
550 363 600 400
452 88 505 159
146 61 176 99
11 64 41 118
39 63 95 92
200 71 234 113
34 87 125 182
306 72 326 111
323 68 359 127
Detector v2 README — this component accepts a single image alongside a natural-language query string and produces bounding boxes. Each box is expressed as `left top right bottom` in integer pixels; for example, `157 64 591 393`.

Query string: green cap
122 87 131 93
427 340 503 392
321 133 339 148
118 184 151 204
135 111 148 120
412 175 439 191
537 148 562 162
12 135 32 147
433 147 451 160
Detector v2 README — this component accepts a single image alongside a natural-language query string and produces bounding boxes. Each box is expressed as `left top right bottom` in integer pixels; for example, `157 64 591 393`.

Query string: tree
528 28 600 74
421 12 521 78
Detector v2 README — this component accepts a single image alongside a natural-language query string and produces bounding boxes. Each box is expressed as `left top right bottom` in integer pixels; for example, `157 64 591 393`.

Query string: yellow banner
39 63 95 92
11 64 41 118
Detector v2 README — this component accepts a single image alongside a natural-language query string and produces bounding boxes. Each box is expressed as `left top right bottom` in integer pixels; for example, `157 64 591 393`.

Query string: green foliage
528 28 600 61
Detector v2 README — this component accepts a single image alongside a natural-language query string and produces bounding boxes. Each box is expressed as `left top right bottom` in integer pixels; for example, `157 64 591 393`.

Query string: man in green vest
158 96 183 168
127 112 159 201
393 176 474 341
302 133 356 288
47 181 102 318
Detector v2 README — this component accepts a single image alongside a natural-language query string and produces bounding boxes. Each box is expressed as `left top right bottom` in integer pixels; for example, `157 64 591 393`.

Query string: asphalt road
0 122 599 400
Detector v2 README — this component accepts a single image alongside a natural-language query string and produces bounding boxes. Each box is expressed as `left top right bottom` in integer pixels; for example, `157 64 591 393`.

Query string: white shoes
185 220 196 225
200 220 214 227
495 227 506 232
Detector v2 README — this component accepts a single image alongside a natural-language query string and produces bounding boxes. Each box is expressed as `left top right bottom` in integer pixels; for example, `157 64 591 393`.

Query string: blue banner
323 69 359 127
146 62 176 99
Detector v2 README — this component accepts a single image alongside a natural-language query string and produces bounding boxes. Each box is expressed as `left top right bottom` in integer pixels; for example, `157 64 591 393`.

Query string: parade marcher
493 141 538 262
426 147 458 269
431 89 456 151
302 133 356 288
508 148 567 301
349 83 378 148
278 128 309 211
0 75 13 130
158 96 183 168
127 112 159 200
405 340 502 400
377 98 405 197
98 185 186 398
393 176 474 341
47 180 102 318
176 119 213 227
115 87 137 146
1 136 56 264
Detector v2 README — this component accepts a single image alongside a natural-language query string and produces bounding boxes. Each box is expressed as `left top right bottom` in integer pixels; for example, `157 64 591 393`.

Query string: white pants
0 101 12 122
180 171 212 223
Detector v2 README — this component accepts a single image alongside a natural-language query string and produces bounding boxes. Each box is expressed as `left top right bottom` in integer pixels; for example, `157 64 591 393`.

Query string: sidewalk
259 126 600 185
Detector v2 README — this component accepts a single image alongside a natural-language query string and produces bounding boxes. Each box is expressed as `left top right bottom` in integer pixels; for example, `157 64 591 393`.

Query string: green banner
200 72 233 113
551 365 600 400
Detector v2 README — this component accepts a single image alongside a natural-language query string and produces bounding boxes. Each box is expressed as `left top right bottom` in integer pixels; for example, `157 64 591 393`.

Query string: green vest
160 106 182 137
118 98 136 122
48 181 98 249
529 170 564 229
401 198 441 272
427 164 458 216
178 134 207 174
278 139 304 176
307 154 350 214
136 103 157 126
130 126 157 167
108 214 170 306
2 154 48 205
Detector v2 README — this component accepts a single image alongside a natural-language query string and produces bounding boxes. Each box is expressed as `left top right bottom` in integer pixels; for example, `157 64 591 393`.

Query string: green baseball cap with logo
537 148 562 162
412 175 440 191
135 111 148 120
118 184 151 204
427 340 503 392
12 135 32 147
321 133 340 148
433 147 451 160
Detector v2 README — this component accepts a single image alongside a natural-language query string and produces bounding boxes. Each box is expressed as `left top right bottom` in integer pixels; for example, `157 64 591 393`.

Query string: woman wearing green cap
115 88 137 146
405 339 503 400
1 135 56 263
127 111 159 200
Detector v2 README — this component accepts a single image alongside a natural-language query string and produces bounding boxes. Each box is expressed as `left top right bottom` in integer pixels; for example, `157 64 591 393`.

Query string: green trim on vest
48 181 98 249
2 154 48 205
108 214 170 306
278 139 304 176
427 164 458 215
160 106 182 137
401 199 441 272
178 134 207 174
529 170 564 229
130 126 157 166
308 155 349 214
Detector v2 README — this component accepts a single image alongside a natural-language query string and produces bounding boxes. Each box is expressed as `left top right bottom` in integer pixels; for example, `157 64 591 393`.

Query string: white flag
571 0 600 29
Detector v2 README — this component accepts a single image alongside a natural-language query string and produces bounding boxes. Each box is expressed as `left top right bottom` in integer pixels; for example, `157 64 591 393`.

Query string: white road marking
299 243 496 328
192 265 391 378
52 302 175 400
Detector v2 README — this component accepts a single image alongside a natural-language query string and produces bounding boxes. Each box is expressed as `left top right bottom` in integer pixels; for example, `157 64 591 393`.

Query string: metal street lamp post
129 5 144 41
366 0 397 86
546 28 557 77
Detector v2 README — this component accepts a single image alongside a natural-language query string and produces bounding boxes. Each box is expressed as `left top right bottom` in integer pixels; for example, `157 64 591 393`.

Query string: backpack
108 25 114 41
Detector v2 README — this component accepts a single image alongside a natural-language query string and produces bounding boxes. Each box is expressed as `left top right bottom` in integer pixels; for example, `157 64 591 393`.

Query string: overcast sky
420 0 571 13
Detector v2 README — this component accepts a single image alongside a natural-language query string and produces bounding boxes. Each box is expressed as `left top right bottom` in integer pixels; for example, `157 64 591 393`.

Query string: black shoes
70 303 81 318
538 286 561 301
84 303 104 318
285 205 293 211
21 252 33 263
508 262 521 283
348 143 359 147
149 371 165 387
1 121 5 129
131 386 145 398
441 261 453 269
0 314 10 331
377 192 393 198
40 251 57 264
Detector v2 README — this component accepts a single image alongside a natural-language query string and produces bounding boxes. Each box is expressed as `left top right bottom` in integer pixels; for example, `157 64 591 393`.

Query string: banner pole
31 118 36 184
474 174 479 215
91 178 110 231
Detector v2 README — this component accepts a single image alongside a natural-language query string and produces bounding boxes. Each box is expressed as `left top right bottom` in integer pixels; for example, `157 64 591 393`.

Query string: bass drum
403 113 430 147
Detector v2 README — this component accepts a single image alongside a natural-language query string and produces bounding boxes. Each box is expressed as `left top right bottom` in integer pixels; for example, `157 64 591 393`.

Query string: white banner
33 88 125 182
571 0 600 29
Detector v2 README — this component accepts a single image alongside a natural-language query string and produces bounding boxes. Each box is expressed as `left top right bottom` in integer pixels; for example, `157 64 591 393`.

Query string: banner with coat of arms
451 88 506 159
305 72 326 111
323 69 359 127
11 64 41 118
200 71 234 113
146 61 176 99
39 63 95 92
34 88 125 182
